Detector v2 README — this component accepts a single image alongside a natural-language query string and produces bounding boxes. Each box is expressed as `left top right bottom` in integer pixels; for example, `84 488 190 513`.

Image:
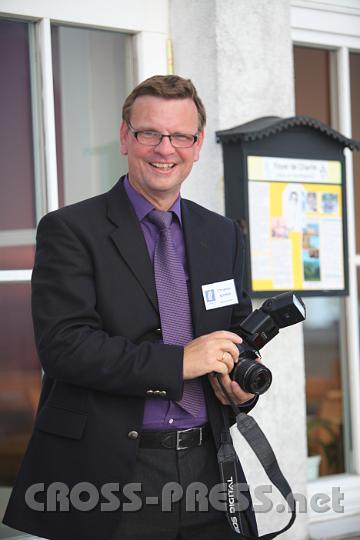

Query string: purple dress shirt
124 177 208 430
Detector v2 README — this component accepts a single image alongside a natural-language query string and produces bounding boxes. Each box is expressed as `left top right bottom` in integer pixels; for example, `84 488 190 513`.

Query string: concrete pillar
170 1 308 538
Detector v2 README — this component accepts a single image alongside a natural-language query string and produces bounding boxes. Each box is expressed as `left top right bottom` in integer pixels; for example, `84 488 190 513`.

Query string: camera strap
217 423 252 536
217 381 296 538
234 411 296 538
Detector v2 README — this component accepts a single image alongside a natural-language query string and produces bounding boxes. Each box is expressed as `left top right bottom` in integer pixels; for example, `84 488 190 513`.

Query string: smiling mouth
150 162 176 170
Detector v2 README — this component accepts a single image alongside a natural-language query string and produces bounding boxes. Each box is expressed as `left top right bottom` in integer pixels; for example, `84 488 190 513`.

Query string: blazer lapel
106 179 158 312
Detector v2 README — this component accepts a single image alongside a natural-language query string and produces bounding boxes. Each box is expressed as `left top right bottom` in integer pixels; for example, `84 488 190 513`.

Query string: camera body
231 291 306 394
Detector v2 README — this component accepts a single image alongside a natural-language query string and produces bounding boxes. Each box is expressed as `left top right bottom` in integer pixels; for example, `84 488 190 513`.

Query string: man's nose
155 135 175 154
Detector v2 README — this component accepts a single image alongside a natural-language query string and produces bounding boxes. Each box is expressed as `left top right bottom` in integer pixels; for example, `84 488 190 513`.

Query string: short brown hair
122 75 206 131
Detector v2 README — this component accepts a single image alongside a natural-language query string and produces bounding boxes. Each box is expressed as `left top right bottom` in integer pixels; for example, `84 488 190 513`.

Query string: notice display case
216 116 360 296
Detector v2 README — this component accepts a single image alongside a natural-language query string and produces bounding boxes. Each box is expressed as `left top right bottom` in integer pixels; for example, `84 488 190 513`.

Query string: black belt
139 424 210 450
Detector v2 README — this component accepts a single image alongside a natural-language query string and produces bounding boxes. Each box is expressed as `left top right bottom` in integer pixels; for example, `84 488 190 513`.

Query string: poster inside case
247 155 346 294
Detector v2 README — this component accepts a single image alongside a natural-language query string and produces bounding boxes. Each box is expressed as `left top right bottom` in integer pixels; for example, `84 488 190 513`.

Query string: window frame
291 0 360 523
0 1 169 286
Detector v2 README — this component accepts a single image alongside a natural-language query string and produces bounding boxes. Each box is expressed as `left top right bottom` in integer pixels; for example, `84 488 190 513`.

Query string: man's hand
208 372 255 406
183 330 241 379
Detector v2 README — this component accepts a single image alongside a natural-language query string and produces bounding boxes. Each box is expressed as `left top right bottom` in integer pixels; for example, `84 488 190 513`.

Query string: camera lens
232 358 272 395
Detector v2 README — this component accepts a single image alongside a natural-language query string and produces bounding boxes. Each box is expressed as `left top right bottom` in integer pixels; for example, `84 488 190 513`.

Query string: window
0 19 40 271
52 25 132 206
0 17 133 538
294 46 346 477
0 283 40 485
293 47 331 124
350 53 360 254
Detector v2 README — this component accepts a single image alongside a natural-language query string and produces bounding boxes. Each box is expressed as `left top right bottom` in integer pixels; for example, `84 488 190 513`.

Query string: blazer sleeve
31 211 184 400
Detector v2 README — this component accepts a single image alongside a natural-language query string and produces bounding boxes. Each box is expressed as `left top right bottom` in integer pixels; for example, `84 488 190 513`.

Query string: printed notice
247 155 345 293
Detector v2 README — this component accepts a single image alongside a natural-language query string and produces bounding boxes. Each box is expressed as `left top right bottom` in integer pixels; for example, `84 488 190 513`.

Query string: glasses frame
127 122 198 148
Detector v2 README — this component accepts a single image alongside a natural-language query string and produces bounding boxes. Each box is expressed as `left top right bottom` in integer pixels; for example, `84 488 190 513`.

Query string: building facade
0 1 359 539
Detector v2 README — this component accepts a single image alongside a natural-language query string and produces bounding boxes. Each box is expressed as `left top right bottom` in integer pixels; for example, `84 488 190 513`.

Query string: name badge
202 279 238 310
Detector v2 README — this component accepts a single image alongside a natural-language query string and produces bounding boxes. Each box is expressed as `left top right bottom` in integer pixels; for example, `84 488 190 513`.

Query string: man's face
120 96 204 204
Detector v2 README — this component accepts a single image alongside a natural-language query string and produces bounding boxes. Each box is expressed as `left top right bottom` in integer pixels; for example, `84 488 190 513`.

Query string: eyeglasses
127 123 198 148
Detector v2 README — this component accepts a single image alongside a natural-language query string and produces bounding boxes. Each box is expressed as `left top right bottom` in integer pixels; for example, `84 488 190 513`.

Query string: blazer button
154 328 162 335
146 390 154 396
128 431 139 440
160 391 167 397
153 390 160 396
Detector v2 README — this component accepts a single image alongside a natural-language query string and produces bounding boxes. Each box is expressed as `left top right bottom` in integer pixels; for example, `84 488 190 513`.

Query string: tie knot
148 209 173 230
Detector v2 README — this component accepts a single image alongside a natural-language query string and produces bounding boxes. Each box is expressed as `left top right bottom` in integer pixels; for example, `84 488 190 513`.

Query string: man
4 75 258 540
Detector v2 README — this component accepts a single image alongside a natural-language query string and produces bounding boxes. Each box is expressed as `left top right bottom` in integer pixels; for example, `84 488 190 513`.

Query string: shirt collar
124 175 182 224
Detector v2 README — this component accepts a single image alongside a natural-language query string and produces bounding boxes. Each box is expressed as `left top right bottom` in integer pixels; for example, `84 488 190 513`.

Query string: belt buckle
176 427 202 450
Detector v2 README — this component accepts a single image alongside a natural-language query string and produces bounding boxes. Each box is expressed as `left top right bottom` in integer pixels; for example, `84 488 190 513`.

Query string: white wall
170 1 308 539
170 0 224 213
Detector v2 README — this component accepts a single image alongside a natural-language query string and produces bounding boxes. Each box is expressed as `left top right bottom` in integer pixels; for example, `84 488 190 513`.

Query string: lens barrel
232 357 272 395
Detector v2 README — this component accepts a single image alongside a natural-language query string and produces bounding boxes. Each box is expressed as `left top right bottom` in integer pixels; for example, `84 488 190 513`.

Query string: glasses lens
171 135 195 148
136 131 162 146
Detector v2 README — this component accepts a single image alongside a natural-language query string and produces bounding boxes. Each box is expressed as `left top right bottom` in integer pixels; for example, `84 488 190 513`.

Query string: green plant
307 416 343 475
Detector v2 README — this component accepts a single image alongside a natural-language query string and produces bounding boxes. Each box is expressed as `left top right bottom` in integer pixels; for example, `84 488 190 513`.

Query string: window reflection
52 25 132 206
0 282 41 485
350 53 360 253
293 46 331 124
294 46 345 478
0 20 38 270
303 297 344 477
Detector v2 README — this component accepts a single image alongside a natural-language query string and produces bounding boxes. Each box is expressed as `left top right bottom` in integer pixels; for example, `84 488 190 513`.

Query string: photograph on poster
282 185 306 232
271 216 288 239
321 192 338 214
302 223 321 282
305 191 317 212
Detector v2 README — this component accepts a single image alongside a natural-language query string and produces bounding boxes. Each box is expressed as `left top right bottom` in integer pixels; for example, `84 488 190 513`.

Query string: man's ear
193 130 205 162
120 121 129 155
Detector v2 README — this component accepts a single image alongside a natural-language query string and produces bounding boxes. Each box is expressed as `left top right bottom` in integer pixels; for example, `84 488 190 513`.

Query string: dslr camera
231 291 306 395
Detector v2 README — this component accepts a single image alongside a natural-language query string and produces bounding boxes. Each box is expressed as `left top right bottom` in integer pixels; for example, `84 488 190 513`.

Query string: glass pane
0 283 40 486
350 53 360 254
52 25 132 206
294 46 346 478
293 46 331 125
304 298 345 477
0 19 37 269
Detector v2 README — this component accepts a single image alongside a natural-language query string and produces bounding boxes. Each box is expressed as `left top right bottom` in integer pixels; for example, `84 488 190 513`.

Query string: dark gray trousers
110 436 242 540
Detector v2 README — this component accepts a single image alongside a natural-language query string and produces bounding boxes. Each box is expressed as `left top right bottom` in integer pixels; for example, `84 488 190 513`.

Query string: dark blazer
4 177 256 540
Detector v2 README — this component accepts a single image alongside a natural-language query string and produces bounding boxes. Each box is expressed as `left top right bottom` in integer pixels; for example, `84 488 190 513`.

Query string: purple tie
148 209 204 416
